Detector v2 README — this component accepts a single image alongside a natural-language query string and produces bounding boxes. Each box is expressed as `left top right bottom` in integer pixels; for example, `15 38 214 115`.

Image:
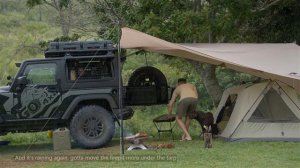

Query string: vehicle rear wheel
70 105 115 149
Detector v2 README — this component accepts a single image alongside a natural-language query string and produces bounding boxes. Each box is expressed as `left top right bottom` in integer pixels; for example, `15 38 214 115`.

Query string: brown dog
189 111 216 148
189 111 215 134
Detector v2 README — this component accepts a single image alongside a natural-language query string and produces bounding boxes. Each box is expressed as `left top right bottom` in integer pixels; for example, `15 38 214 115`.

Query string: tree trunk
190 61 223 107
59 10 69 36
193 0 202 12
189 0 223 107
52 0 72 37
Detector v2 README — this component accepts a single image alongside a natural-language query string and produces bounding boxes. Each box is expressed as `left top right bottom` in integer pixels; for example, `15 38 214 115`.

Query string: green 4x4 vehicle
0 41 170 148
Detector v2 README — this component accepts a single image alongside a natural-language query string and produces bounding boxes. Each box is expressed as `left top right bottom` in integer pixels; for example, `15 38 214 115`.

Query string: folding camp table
153 114 176 140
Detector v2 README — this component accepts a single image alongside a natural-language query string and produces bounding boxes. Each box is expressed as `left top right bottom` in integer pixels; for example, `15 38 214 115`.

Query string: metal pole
117 24 124 155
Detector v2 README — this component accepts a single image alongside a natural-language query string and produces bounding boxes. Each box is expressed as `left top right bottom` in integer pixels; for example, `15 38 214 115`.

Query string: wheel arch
61 94 117 120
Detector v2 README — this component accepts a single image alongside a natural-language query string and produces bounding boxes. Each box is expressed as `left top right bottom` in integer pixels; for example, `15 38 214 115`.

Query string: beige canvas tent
120 27 300 93
214 81 300 141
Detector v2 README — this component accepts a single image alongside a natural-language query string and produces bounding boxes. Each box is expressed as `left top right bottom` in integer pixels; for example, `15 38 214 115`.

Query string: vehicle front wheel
70 105 115 149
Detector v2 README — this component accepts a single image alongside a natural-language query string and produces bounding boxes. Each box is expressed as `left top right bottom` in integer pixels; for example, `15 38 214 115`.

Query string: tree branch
42 0 58 9
251 0 282 12
102 0 124 25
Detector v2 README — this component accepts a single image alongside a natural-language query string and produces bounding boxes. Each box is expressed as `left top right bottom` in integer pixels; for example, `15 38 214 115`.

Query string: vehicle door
12 62 61 119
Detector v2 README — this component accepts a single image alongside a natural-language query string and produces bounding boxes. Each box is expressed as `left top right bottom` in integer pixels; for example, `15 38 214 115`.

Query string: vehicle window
67 58 113 81
23 63 57 85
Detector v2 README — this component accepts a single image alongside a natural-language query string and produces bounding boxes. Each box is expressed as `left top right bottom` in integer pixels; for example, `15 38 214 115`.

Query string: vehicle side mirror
15 62 21 67
7 75 11 80
17 76 28 85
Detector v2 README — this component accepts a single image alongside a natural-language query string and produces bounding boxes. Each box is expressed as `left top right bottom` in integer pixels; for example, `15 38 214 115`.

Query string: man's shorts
176 97 198 118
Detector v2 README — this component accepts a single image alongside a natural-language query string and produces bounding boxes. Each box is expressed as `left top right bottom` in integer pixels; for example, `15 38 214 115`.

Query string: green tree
87 0 225 106
26 0 73 36
248 0 300 44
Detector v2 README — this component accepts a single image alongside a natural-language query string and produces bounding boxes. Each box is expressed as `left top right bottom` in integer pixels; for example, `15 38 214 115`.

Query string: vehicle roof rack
44 40 116 58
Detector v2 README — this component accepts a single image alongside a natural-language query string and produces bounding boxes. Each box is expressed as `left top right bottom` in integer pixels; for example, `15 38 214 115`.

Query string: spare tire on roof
128 66 167 87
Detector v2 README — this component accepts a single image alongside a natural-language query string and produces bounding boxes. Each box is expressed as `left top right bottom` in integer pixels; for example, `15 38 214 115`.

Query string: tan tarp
120 27 300 93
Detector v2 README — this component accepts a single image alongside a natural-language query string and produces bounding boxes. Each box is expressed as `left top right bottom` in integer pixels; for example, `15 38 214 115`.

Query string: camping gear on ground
153 114 176 139
204 133 213 148
47 130 53 139
125 132 149 150
214 80 300 141
53 128 71 151
151 143 175 149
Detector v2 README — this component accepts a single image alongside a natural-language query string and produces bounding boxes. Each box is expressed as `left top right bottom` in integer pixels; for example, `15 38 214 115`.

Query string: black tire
70 105 115 149
128 66 167 86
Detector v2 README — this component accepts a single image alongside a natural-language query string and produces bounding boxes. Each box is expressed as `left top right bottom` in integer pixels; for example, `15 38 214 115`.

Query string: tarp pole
117 24 125 155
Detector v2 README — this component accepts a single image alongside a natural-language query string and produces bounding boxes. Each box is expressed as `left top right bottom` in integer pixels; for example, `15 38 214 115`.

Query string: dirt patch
1 158 40 168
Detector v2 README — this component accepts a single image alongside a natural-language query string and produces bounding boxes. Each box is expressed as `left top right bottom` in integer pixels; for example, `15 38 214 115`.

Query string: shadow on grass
0 139 123 156
0 143 54 155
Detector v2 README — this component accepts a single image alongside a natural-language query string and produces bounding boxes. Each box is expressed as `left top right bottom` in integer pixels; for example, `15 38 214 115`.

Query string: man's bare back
171 83 198 102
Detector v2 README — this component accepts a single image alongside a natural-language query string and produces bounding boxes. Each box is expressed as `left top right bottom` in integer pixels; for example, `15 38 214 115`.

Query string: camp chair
152 114 176 140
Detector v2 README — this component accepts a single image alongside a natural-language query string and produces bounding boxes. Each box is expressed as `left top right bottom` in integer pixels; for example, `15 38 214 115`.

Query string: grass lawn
1 135 300 168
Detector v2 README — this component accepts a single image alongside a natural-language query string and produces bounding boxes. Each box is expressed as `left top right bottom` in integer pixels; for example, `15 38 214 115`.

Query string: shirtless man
167 78 198 141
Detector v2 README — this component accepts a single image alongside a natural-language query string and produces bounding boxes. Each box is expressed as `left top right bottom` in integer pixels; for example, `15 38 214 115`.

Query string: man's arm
193 85 199 98
167 88 178 115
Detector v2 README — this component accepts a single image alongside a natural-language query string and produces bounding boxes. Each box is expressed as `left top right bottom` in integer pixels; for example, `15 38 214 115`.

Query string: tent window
249 88 300 123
